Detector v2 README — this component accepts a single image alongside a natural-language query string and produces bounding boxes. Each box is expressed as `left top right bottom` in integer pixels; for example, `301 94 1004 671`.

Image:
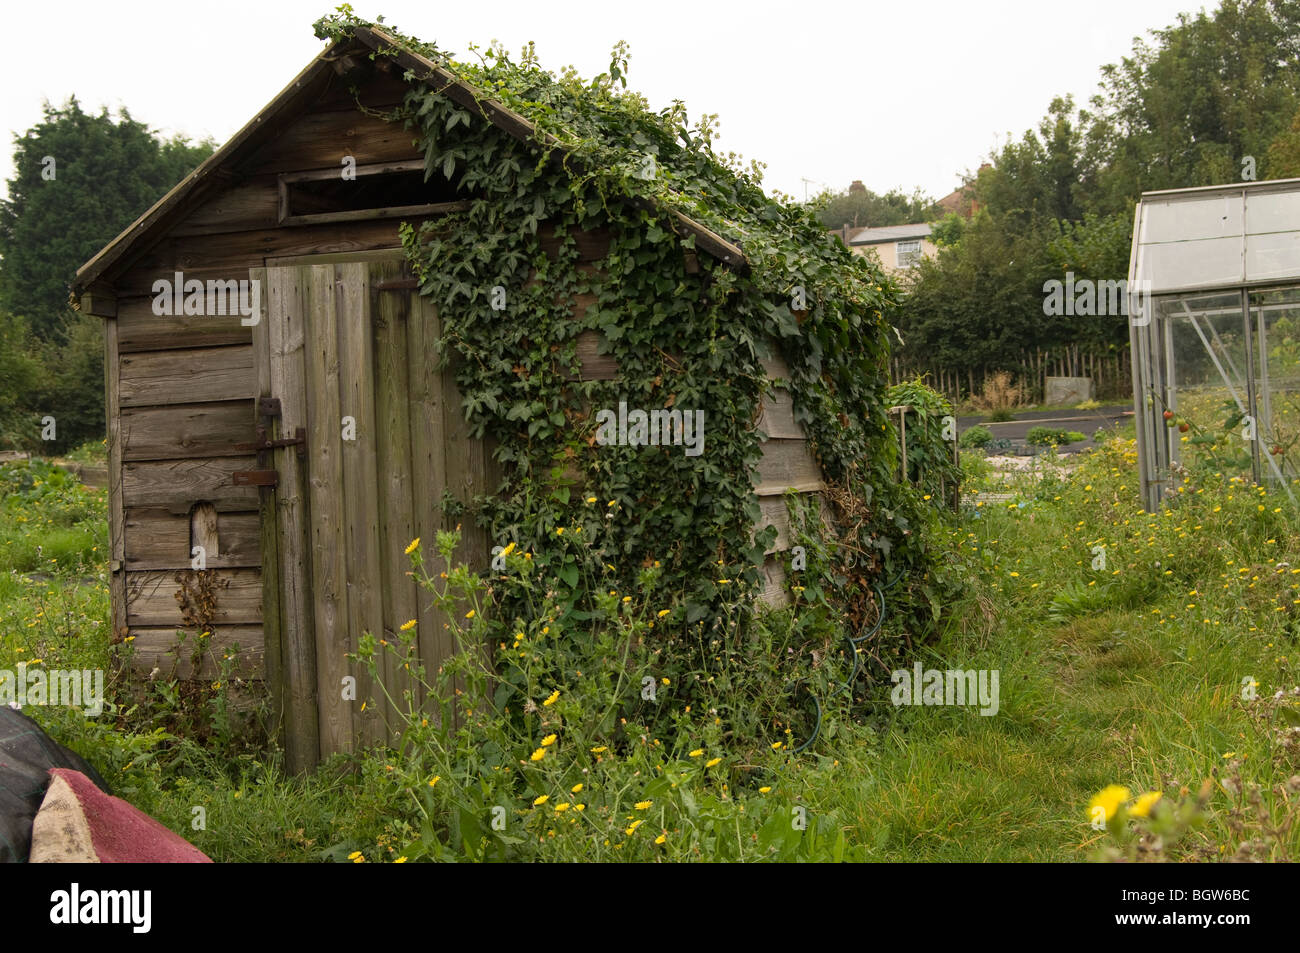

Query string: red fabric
48 768 212 863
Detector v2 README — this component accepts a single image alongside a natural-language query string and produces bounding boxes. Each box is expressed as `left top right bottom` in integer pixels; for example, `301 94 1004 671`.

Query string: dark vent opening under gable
278 161 469 225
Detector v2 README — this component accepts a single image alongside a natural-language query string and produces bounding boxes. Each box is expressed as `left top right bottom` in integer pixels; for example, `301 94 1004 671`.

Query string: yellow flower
400 619 417 631
657 609 670 618
661 677 670 686
348 851 363 860
465 609 476 619
689 749 704 757
1088 785 1130 824
625 820 642 835
654 833 666 845
404 538 420 554
771 741 783 750
556 527 565 535
394 856 408 863
608 500 617 507
501 541 516 557
759 786 771 793
428 775 440 787
575 804 586 812
590 746 607 753
530 747 547 762
1129 791 1162 818
706 757 722 767
554 803 569 812
586 496 597 503
533 794 549 806
543 689 560 706
634 800 652 810
541 733 557 747
571 783 584 793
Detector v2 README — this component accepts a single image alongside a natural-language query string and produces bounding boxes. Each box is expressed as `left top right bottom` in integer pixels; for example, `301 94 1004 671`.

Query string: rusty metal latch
235 426 306 455
232 470 280 487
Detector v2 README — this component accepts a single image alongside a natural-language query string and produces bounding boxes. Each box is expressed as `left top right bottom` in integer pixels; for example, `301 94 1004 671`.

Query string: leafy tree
0 97 214 338
815 184 939 230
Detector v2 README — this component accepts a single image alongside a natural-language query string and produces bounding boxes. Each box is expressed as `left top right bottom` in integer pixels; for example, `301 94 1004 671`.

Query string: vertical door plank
250 267 283 744
336 261 385 748
268 265 319 771
371 260 419 734
304 264 351 758
406 284 453 708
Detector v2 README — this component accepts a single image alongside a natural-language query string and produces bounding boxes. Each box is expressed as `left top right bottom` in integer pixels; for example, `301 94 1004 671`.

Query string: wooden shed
74 25 853 770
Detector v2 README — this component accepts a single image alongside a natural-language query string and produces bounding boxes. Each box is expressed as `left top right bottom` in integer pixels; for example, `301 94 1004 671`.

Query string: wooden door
250 258 493 771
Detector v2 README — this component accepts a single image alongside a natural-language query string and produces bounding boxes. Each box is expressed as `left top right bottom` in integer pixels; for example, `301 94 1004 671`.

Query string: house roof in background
847 222 932 245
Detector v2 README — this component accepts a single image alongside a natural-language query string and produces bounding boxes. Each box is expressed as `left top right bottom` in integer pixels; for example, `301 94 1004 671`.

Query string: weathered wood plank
757 557 790 609
575 329 618 381
303 263 352 758
268 264 319 772
754 439 823 494
339 261 385 747
119 346 255 407
116 296 253 351
170 177 281 237
122 456 259 512
250 265 282 750
371 262 420 740
753 493 831 555
121 400 257 460
245 108 421 175
756 389 806 440
124 626 264 681
406 285 454 704
125 568 262 626
104 320 128 644
111 220 423 296
124 508 260 570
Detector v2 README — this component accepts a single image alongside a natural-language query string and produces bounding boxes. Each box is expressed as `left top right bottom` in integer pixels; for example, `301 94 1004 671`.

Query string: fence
890 344 1132 404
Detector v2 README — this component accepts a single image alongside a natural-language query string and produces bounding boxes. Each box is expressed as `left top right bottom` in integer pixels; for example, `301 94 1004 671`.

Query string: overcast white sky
2 0 1205 203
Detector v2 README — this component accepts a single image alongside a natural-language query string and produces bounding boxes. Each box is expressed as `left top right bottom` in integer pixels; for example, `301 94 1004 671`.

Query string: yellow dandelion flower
530 747 546 762
654 833 666 845
1129 791 1162 818
428 775 440 787
501 541 516 557
554 803 569 812
706 757 722 767
689 748 704 757
634 800 652 810
571 783 584 793
543 689 560 706
533 794 549 806
400 619 417 631
348 851 363 860
657 609 670 618
625 820 642 835
404 538 420 555
541 733 557 747
575 803 585 812
586 496 597 503
1088 785 1130 824
394 856 408 863
465 609 476 619
590 746 607 753
759 786 771 793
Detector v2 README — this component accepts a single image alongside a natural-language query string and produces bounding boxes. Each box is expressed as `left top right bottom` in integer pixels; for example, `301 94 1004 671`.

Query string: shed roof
75 25 747 296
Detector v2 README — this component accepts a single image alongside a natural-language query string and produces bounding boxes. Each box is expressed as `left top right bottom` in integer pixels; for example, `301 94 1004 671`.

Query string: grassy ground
1 433 1297 861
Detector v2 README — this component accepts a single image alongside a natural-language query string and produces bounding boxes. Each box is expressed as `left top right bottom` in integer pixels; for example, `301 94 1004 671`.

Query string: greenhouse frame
1127 178 1300 512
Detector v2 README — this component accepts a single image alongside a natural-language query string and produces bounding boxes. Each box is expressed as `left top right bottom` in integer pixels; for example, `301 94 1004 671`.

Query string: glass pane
1251 286 1300 492
1156 292 1253 480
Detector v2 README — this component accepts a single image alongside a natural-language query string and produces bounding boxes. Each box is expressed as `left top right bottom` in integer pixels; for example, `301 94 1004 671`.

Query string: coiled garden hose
783 568 904 754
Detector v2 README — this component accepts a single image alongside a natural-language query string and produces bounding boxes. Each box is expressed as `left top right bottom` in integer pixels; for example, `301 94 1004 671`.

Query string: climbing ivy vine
314 9 953 696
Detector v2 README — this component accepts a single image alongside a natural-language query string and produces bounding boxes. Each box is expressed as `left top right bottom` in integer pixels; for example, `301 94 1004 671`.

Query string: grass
1 434 1298 861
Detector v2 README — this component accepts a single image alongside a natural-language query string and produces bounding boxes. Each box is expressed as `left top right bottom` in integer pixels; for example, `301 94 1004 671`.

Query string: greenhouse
1128 178 1300 511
